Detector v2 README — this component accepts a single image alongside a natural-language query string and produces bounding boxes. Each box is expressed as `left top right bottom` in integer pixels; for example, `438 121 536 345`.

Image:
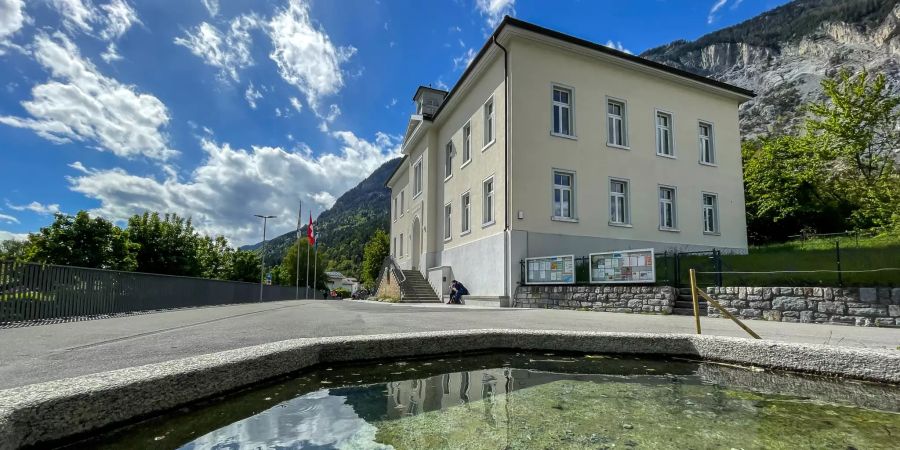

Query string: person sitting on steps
448 280 468 304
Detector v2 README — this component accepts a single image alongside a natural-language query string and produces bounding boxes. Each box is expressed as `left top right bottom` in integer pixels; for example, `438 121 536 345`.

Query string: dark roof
428 16 754 121
412 85 449 101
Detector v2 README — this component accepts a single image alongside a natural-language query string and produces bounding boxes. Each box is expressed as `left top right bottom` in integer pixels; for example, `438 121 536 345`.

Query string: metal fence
0 261 301 325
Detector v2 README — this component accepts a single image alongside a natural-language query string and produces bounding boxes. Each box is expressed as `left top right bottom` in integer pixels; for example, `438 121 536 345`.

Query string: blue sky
0 0 788 245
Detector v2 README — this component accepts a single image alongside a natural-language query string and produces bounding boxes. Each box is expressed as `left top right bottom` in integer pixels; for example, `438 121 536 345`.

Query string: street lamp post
254 214 276 301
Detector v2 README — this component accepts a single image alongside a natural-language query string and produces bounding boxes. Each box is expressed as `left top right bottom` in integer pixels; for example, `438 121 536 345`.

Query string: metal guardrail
0 261 299 325
374 256 407 300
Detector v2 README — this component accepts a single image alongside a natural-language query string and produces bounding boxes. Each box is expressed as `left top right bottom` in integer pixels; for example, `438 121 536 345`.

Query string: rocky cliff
642 0 900 137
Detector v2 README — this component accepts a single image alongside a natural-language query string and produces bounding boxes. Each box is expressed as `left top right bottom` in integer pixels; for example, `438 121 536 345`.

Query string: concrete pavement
1 299 898 389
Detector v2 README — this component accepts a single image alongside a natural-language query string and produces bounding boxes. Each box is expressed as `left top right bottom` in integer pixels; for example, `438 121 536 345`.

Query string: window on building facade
444 141 453 179
656 111 674 156
461 192 471 233
607 99 626 146
400 190 404 216
659 186 676 230
553 171 574 219
703 193 719 234
462 122 471 164
444 202 452 240
413 159 423 196
483 177 494 225
399 233 404 256
392 237 396 257
552 86 573 136
483 97 495 147
609 179 629 224
699 122 715 164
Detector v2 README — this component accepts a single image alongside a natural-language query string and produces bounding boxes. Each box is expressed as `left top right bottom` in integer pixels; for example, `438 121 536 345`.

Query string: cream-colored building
385 17 753 302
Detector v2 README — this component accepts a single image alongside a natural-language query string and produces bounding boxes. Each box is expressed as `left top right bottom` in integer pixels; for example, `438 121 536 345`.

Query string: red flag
307 212 315 246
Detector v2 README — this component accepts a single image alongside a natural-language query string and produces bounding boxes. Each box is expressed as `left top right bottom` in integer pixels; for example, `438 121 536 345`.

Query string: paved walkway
1 299 897 389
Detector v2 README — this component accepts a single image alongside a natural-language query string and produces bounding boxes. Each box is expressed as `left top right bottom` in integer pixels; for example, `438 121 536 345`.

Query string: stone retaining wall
706 287 900 327
513 285 674 314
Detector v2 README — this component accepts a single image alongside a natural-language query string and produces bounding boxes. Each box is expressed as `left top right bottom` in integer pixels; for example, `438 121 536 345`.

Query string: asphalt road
1 299 898 389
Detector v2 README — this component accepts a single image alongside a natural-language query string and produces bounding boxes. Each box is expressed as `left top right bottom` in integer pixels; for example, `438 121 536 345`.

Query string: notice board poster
525 255 575 285
589 249 655 284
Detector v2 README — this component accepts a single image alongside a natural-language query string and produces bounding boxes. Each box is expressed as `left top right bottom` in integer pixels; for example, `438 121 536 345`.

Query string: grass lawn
668 232 900 287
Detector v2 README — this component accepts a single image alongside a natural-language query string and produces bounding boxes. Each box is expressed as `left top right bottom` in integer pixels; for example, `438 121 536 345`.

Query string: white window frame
655 110 675 158
606 97 628 149
702 192 719 235
482 176 495 227
399 233 404 256
400 190 405 217
483 96 495 150
461 121 472 167
393 196 398 221
461 191 471 235
658 185 678 231
413 157 423 198
443 202 452 241
552 169 576 221
444 141 454 181
551 84 575 138
698 121 716 165
609 178 630 226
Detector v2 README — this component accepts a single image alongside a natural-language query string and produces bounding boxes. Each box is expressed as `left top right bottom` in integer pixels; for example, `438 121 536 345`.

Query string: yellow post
689 268 701 334
697 288 761 339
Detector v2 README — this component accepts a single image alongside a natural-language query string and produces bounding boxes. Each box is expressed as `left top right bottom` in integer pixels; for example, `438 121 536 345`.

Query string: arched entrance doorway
411 216 421 270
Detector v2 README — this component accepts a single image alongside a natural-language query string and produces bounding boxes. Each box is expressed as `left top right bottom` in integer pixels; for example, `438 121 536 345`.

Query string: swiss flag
307 213 315 246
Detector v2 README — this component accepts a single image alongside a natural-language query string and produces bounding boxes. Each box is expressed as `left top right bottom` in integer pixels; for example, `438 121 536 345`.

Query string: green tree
279 238 327 289
360 229 389 289
196 235 233 279
0 239 29 262
126 212 201 276
226 250 261 282
806 69 900 228
26 211 137 270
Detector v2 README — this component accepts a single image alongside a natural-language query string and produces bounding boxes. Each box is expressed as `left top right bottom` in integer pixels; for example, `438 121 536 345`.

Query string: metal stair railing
375 256 407 301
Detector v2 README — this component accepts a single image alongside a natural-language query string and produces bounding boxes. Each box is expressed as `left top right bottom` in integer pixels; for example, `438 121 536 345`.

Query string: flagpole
295 200 301 299
305 231 311 299
313 239 318 299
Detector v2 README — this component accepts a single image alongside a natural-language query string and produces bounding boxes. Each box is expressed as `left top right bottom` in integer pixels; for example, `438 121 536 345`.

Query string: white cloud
475 0 515 28
0 0 27 52
385 98 397 109
311 191 336 208
289 96 303 113
174 14 260 82
708 0 729 24
51 0 97 34
244 81 262 108
7 201 61 215
0 230 28 241
201 0 218 17
267 0 356 110
49 0 139 41
603 40 632 55
68 131 401 245
100 42 122 62
0 33 176 160
0 213 20 224
453 47 476 71
434 78 449 90
98 0 140 41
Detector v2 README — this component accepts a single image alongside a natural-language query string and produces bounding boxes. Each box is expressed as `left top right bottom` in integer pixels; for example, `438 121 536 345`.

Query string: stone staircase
400 270 441 303
672 287 708 316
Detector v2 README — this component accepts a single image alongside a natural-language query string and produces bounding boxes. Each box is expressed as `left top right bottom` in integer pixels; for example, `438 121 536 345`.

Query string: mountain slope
641 0 900 137
243 157 402 278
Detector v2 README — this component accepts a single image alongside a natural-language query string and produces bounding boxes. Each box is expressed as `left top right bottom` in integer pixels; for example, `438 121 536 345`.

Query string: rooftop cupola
413 86 448 118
